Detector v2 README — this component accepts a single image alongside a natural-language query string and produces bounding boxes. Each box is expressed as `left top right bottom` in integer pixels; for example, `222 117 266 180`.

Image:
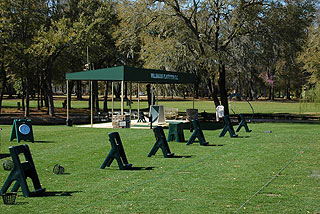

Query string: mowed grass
2 97 320 114
0 122 319 213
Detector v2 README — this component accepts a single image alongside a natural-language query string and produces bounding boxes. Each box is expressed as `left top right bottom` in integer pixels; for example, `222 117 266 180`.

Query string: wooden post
121 80 124 115
129 81 132 121
90 80 93 128
66 80 69 121
138 83 140 120
112 81 114 123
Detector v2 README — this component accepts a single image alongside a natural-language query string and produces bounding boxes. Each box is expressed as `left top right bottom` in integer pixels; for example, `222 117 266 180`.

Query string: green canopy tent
65 65 196 127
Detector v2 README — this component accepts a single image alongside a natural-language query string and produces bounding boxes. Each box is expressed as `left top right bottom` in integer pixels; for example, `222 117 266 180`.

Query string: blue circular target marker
19 124 30 135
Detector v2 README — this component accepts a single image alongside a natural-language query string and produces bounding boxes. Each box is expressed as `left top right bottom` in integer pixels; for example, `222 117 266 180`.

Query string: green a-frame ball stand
148 126 174 158
10 119 34 143
0 144 46 197
236 113 252 133
219 115 238 138
186 119 209 146
100 132 133 170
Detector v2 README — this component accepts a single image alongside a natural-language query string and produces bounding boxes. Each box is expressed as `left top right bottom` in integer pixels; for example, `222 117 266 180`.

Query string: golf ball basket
53 164 64 174
2 192 17 205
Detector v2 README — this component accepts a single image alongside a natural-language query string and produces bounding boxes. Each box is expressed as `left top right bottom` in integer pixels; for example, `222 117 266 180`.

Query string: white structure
150 105 165 124
216 105 224 121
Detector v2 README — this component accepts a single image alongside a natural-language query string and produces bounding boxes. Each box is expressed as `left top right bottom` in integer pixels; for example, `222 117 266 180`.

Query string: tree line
0 0 319 117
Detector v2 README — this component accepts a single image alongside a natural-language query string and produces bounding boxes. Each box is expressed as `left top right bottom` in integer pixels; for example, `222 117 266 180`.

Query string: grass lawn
0 122 319 213
2 96 320 115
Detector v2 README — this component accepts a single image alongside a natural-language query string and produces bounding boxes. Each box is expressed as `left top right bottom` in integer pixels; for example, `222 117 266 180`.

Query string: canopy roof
66 65 196 84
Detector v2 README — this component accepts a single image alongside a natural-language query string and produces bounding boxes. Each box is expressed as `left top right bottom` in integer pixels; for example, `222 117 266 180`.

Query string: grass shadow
53 173 71 175
205 144 224 147
0 154 11 159
3 202 29 205
126 166 155 171
33 141 56 143
35 191 81 197
235 136 250 139
170 155 192 158
13 202 29 205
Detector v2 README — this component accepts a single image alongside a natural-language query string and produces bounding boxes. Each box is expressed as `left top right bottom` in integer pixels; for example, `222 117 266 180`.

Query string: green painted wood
0 144 45 197
219 115 238 138
186 119 209 146
167 122 185 142
100 132 132 170
236 113 252 133
148 126 174 158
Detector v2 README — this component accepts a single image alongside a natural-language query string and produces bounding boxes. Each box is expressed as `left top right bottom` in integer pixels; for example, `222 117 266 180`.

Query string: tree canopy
0 0 319 116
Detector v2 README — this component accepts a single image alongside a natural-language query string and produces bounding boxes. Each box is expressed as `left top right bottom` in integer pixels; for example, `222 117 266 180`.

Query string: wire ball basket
53 164 64 175
2 192 17 205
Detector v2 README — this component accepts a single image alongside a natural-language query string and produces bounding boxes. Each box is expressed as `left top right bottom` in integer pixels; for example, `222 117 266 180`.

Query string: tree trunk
124 82 128 99
249 70 257 101
93 80 99 113
194 82 199 99
25 76 30 117
206 73 220 107
103 81 108 112
24 61 30 117
115 82 121 98
88 81 90 109
269 86 275 100
68 80 74 109
0 63 6 114
218 64 229 115
37 76 41 110
286 79 291 100
40 75 45 107
44 77 54 116
76 80 82 100
237 72 242 95
21 78 25 112
147 84 151 108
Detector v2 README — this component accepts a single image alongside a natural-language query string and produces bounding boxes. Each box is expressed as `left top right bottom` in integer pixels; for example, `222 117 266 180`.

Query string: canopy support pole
121 80 124 115
66 80 69 121
111 81 114 123
90 80 93 128
137 83 140 119
129 81 132 124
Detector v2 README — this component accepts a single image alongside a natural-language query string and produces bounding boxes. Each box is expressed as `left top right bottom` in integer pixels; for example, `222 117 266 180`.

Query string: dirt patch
0 107 93 125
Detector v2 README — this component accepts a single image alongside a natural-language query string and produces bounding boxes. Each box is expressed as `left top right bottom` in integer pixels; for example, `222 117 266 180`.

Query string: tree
228 0 316 100
271 0 315 99
0 0 47 116
298 9 320 84
29 18 75 116
137 0 266 114
72 0 119 114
